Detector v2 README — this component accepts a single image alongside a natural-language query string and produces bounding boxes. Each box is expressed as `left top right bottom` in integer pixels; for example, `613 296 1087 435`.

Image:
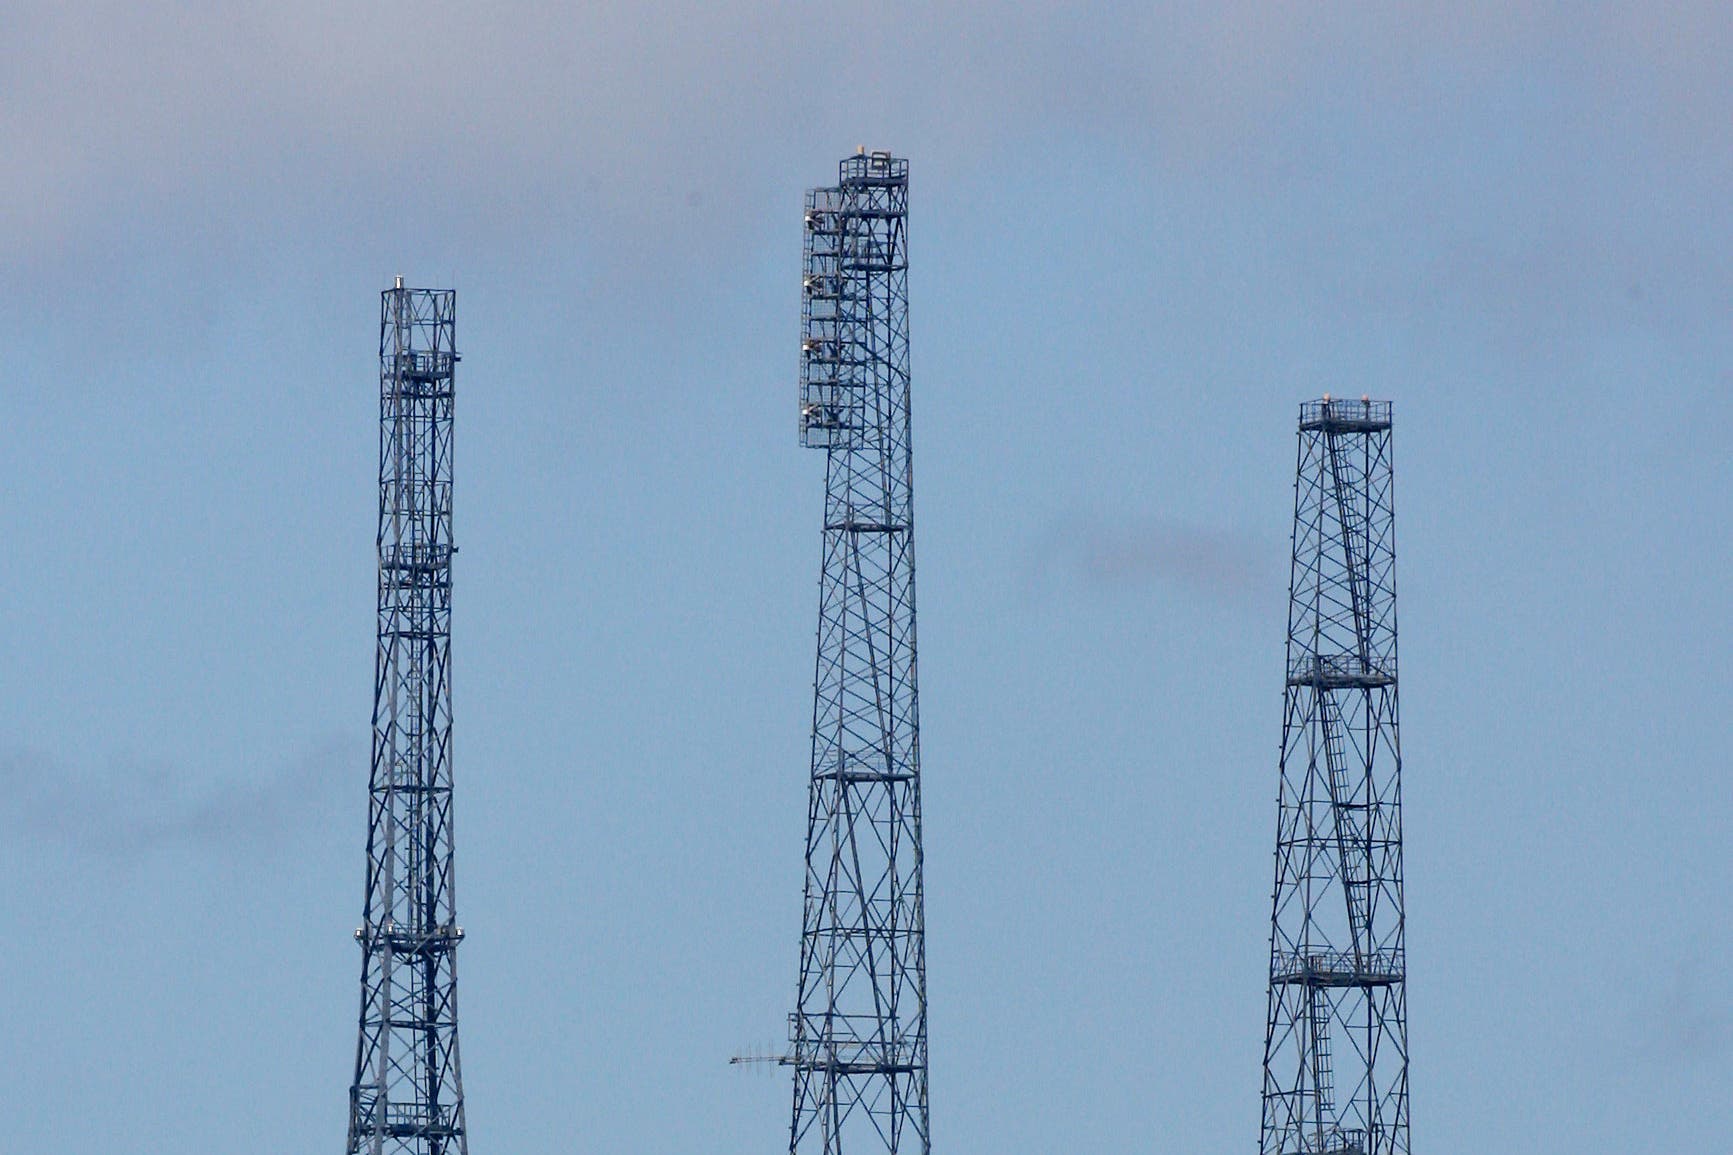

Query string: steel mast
1261 396 1409 1155
788 150 929 1155
346 282 470 1155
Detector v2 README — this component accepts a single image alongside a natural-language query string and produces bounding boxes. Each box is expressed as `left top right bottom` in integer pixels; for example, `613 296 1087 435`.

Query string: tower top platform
839 151 908 186
1300 397 1391 432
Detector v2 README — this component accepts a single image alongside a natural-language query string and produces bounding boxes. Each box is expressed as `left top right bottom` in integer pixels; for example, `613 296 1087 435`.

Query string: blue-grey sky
1 3 1729 1152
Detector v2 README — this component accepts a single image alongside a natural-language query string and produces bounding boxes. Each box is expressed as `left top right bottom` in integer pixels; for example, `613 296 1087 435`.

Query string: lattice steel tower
787 150 928 1155
1261 397 1409 1155
346 282 470 1155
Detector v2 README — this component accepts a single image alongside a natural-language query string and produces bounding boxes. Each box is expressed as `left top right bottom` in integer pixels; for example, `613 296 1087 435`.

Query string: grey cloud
1031 515 1272 607
0 740 357 857
1634 946 1733 1065
6 2 1730 259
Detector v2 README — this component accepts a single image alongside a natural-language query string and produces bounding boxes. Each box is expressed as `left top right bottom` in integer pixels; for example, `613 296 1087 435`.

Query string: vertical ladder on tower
1309 986 1335 1117
1320 405 1377 971
1322 422 1373 673
1318 690 1372 966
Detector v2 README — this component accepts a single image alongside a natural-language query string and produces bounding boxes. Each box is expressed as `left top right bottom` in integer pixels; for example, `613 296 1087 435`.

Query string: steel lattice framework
346 283 470 1155
788 150 928 1155
1261 397 1409 1155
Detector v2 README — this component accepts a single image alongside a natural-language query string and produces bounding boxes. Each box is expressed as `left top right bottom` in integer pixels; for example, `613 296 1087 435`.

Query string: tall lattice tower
346 281 470 1155
1261 397 1409 1155
787 150 928 1155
